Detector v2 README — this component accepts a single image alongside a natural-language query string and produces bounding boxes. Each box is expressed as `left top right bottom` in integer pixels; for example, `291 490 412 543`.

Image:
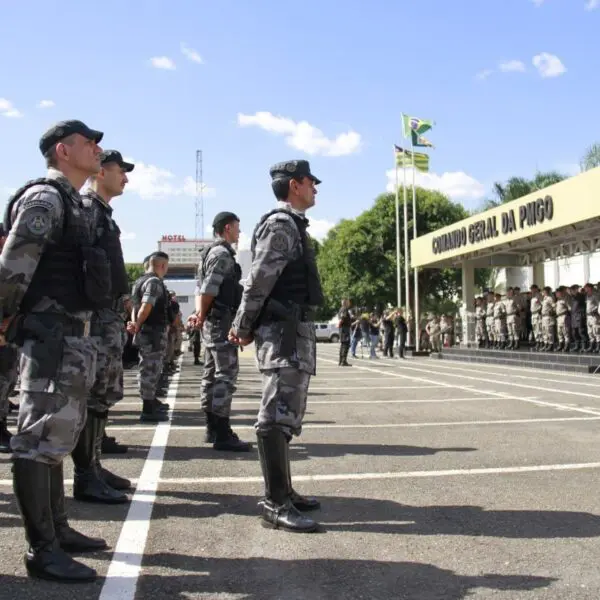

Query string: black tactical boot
256 430 318 533
506 340 513 350
553 342 563 352
0 419 12 454
204 412 217 443
140 399 169 422
101 432 128 454
72 414 129 504
286 438 320 512
513 340 520 350
95 414 132 491
50 463 107 553
194 357 201 365
213 416 252 452
563 342 570 352
13 458 97 582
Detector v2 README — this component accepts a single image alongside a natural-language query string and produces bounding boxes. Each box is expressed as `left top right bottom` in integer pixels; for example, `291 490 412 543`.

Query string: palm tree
492 171 567 205
581 143 600 172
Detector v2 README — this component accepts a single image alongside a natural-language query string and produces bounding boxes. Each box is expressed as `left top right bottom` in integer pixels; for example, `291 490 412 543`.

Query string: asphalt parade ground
2 344 600 599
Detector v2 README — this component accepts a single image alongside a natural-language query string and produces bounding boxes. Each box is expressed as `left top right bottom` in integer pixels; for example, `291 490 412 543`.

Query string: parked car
314 322 340 343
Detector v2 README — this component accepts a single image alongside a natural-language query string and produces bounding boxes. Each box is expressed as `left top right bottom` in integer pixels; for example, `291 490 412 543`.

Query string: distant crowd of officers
474 283 600 352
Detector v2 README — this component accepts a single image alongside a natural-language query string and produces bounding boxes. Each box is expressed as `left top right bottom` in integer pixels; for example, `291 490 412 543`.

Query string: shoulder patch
25 211 51 236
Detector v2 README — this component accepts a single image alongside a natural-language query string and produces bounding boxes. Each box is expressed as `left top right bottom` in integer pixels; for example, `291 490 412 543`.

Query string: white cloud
150 56 176 70
237 111 361 157
124 158 216 200
531 0 545 6
0 98 23 118
120 231 137 241
585 0 599 10
308 217 335 240
38 99 55 108
476 69 493 80
237 231 251 251
499 60 526 73
532 52 566 78
180 43 204 64
386 168 486 202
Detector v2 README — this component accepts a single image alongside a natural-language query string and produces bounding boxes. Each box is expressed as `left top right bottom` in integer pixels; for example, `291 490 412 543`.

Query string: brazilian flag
402 114 434 138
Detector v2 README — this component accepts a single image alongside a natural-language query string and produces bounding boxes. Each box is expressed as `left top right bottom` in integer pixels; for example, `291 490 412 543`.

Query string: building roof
410 167 600 269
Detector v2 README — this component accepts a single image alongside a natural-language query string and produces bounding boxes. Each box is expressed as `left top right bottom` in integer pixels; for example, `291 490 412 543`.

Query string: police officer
485 292 495 348
195 211 250 452
493 293 507 349
129 252 171 421
0 120 109 582
474 296 487 348
530 284 543 350
505 287 519 350
229 159 324 533
337 298 353 365
541 286 556 351
70 150 135 505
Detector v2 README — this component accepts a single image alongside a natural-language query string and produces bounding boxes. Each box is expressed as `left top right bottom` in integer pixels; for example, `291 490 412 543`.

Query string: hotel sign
162 235 186 242
432 195 554 255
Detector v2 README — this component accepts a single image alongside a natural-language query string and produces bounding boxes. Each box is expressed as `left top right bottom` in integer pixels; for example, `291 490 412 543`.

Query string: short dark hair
44 147 58 168
214 217 239 236
271 176 305 201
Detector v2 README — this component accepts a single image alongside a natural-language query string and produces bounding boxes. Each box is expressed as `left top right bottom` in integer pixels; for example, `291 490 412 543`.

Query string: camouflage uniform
485 299 495 346
505 293 519 348
475 302 487 345
541 293 556 349
426 317 441 352
1 170 98 464
530 293 543 346
585 291 600 348
133 273 170 408
0 344 19 421
198 243 240 418
555 292 571 350
493 297 507 347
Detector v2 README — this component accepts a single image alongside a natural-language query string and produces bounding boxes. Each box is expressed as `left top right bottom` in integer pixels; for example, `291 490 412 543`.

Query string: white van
314 322 340 343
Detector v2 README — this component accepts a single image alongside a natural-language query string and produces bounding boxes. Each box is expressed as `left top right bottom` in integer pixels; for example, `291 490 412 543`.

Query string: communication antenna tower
195 149 204 250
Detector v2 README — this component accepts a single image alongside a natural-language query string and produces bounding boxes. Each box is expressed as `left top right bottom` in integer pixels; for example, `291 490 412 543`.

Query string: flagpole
411 135 420 352
394 157 402 309
403 163 410 346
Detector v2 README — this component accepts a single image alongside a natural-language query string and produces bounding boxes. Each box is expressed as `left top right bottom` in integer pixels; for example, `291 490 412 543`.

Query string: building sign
162 235 186 242
432 195 554 255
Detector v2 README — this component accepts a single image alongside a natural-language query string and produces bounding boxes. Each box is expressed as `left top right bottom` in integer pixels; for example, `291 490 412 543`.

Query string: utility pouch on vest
20 315 65 379
260 298 298 359
81 246 112 308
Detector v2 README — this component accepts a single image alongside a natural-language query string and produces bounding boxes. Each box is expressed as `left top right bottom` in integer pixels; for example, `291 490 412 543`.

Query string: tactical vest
199 240 243 312
83 193 130 305
250 209 323 307
4 178 96 314
132 273 168 326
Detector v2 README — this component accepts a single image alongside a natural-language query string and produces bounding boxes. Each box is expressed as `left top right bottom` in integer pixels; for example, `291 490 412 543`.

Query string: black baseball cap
39 119 103 156
100 150 135 172
269 160 321 185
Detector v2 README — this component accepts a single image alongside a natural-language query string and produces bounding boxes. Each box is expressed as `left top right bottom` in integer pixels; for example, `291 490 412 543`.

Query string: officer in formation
504 287 520 349
337 298 353 366
569 284 588 351
474 296 487 348
129 251 172 422
229 159 323 534
194 211 250 452
530 285 543 348
70 150 134 506
0 223 19 453
0 120 109 582
425 315 441 352
485 291 496 347
493 292 507 347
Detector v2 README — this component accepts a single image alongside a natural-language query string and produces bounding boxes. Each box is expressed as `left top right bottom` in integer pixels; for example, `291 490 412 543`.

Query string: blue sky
0 0 598 261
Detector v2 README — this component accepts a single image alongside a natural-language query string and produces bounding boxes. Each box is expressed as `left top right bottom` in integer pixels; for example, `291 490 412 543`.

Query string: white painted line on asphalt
157 461 600 485
99 353 183 600
317 356 600 417
403 358 600 389
114 397 531 408
235 385 444 391
102 415 600 432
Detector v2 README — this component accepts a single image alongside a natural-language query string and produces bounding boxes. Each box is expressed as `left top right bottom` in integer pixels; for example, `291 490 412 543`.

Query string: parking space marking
317 356 600 417
99 415 600 433
157 461 600 485
99 354 183 600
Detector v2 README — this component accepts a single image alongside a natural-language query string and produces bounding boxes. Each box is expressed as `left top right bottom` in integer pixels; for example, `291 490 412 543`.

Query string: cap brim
310 175 322 185
121 161 135 173
83 128 104 144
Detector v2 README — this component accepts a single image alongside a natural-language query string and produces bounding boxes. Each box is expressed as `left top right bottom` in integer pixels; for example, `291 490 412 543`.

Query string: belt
31 313 91 338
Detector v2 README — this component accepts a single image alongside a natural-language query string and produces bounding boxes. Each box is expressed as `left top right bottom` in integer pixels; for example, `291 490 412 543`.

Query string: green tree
491 170 567 206
581 143 600 172
125 263 144 288
316 187 490 316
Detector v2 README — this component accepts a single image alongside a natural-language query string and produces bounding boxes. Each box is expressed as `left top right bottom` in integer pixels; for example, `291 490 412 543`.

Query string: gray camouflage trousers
0 344 19 420
475 319 487 342
89 312 125 413
485 316 495 342
587 315 600 343
506 314 520 342
134 326 168 401
257 367 311 438
557 315 571 345
532 314 542 342
200 343 239 418
494 318 507 343
11 334 97 465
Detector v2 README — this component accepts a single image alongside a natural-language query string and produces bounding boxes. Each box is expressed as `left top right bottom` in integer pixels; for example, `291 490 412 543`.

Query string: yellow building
410 167 600 344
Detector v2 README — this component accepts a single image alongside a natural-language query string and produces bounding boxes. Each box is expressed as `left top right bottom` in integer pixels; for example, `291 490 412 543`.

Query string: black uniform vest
199 240 243 312
251 209 323 307
132 273 168 326
4 178 96 313
84 194 130 306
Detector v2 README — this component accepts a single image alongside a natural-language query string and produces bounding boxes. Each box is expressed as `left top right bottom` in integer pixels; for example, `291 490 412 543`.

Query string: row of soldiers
474 283 600 352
